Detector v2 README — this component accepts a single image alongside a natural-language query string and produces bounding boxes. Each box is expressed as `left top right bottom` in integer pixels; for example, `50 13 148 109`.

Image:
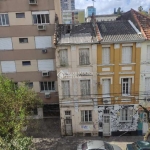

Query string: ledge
119 63 136 66
97 64 114 66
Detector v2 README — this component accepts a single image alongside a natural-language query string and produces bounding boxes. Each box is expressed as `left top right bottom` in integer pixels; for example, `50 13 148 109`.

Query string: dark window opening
16 13 25 18
22 61 31 66
19 38 28 43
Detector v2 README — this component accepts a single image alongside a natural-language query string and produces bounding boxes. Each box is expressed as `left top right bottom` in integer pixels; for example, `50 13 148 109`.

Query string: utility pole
92 0 96 7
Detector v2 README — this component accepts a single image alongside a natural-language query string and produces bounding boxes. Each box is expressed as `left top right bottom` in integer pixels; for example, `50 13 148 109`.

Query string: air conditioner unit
103 98 111 104
42 71 50 77
42 49 47 53
29 0 38 4
37 25 46 31
45 92 51 99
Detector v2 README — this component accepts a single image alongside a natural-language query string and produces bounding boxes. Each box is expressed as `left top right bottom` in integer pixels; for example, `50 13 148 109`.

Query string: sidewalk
34 136 145 150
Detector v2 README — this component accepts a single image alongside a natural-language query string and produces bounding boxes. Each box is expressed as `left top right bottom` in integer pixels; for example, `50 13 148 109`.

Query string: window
0 14 9 26
22 61 31 66
81 110 92 122
80 80 90 96
79 49 90 65
102 47 110 64
16 13 25 18
40 81 55 92
147 45 150 61
122 46 132 64
1 61 16 73
19 38 28 43
121 78 131 95
120 108 133 122
0 38 12 50
65 111 71 116
102 79 110 97
25 82 33 89
145 78 150 95
62 81 70 98
59 49 68 66
32 12 49 24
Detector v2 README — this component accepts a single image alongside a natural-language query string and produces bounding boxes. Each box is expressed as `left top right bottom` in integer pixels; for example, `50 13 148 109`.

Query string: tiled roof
117 9 150 40
97 21 145 43
57 23 98 45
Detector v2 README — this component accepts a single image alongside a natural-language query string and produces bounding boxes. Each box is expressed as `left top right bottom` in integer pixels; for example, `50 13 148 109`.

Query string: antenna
92 0 96 7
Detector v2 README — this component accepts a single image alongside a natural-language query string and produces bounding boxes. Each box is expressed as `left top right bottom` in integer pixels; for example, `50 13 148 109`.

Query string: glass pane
44 82 48 90
37 14 41 24
85 111 88 122
52 82 55 90
33 15 37 24
40 82 44 91
2 14 5 25
45 14 49 23
5 14 9 25
0 15 2 25
41 14 45 23
89 111 92 121
48 82 51 90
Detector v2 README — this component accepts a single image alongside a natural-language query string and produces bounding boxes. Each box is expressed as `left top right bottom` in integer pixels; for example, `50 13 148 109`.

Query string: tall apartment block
60 0 75 10
0 0 62 118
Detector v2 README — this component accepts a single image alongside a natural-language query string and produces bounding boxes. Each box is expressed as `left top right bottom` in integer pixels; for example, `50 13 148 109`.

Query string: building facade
86 14 118 22
97 21 145 136
60 0 75 10
62 9 85 24
54 23 100 136
0 0 62 118
86 6 96 17
118 9 150 135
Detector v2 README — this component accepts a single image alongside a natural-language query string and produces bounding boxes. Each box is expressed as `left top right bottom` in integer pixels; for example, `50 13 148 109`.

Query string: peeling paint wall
98 104 139 132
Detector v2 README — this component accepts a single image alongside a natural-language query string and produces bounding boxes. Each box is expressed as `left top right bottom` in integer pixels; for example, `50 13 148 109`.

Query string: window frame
81 110 92 122
121 78 131 96
79 48 90 65
16 13 25 18
19 38 28 43
0 13 9 26
120 108 133 122
25 82 33 89
122 46 132 64
40 81 55 92
32 14 50 24
102 47 110 65
22 61 31 66
80 80 91 96
62 80 70 98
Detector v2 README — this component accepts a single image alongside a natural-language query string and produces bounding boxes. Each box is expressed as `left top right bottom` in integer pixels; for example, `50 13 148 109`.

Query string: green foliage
0 75 42 149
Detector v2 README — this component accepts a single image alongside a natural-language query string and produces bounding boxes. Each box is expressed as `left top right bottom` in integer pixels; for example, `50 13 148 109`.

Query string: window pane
0 15 2 25
45 14 49 23
52 82 55 90
5 14 9 25
89 111 92 121
37 14 41 24
40 82 44 91
48 82 51 90
85 111 88 121
2 14 5 25
33 14 37 24
16 13 25 18
22 61 31 66
41 14 45 23
19 38 28 43
44 82 48 90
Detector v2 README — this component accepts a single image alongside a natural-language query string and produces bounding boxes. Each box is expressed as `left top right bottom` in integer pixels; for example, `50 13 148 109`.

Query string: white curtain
122 46 132 64
62 81 70 97
79 49 90 65
80 80 90 96
60 49 68 66
102 79 110 97
102 47 110 64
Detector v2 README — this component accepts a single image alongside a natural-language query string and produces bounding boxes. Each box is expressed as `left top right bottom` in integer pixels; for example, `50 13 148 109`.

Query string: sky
75 0 150 15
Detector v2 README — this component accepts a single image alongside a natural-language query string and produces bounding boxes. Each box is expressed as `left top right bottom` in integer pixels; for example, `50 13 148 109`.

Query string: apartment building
0 0 62 118
97 20 145 136
86 6 96 17
60 0 75 10
118 9 150 135
54 23 101 136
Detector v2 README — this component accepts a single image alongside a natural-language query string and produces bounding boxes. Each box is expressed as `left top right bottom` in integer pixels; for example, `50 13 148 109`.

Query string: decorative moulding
136 43 141 48
114 44 120 49
102 45 111 47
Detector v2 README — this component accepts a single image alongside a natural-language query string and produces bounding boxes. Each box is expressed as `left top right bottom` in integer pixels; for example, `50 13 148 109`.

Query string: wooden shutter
147 45 150 60
102 47 110 64
79 49 89 65
60 49 68 65
145 78 150 94
122 47 132 63
102 79 110 97
62 81 70 97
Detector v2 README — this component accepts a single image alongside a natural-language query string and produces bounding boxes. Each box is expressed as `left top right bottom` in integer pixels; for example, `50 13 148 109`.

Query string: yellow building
96 21 145 136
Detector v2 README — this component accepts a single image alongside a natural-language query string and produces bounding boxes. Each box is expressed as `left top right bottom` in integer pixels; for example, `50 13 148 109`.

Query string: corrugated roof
97 21 145 43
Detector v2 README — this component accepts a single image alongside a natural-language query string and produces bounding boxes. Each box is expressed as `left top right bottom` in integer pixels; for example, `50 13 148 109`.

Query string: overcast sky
75 0 150 15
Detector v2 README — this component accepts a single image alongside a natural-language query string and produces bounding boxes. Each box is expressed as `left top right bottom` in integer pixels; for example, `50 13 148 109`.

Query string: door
143 113 148 135
103 115 111 136
64 119 73 136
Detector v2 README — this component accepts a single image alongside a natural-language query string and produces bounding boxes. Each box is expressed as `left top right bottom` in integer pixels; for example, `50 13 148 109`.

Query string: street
33 136 145 150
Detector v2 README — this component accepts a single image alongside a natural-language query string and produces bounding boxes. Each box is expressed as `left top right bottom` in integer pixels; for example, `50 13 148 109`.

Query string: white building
60 0 75 10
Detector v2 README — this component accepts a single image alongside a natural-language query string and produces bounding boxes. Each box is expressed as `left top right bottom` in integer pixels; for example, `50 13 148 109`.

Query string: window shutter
79 49 89 65
60 49 68 65
102 47 110 64
147 45 150 61
62 81 70 97
102 79 110 97
145 78 150 94
122 47 132 63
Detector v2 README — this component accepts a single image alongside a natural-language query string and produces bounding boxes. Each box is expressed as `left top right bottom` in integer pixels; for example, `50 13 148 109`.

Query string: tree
0 75 42 149
138 6 143 12
117 7 123 15
139 105 150 141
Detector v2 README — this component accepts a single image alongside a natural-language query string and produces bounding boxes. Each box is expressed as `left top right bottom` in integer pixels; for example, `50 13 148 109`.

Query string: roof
117 9 150 40
87 14 118 18
97 20 145 43
56 23 98 45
